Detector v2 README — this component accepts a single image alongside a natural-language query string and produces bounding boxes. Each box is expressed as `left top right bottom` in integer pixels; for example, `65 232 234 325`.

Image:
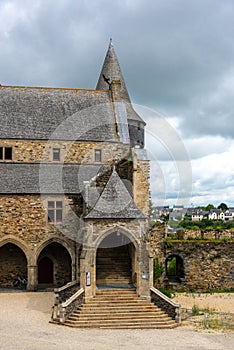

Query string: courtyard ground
173 292 234 313
0 291 233 350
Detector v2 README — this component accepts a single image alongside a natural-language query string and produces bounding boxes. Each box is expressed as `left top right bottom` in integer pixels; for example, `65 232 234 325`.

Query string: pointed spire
85 169 146 219
96 40 131 102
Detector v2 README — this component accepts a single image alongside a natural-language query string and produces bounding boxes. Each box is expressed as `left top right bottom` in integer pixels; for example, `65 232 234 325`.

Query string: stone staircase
64 289 178 329
96 246 132 286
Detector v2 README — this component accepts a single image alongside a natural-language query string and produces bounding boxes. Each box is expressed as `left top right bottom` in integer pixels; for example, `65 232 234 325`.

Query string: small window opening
0 146 12 160
94 149 102 162
53 148 60 161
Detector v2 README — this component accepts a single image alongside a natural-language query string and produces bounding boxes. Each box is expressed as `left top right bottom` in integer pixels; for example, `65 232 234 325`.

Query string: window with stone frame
52 148 60 161
47 201 63 223
0 146 12 161
94 149 102 162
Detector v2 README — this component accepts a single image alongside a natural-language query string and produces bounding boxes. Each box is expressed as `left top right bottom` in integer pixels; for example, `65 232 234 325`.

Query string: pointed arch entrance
96 231 136 288
0 243 27 288
37 242 72 288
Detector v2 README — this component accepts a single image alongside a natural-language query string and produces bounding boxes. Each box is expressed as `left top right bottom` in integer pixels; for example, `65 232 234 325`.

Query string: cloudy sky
1 0 234 207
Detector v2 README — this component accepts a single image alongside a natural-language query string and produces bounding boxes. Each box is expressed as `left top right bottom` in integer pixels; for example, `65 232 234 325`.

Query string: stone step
70 312 167 319
78 303 161 312
78 308 161 314
83 300 159 305
63 289 178 329
96 279 132 284
96 289 136 294
65 320 177 329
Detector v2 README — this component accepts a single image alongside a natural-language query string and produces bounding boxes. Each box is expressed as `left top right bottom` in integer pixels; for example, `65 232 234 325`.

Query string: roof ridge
0 85 109 92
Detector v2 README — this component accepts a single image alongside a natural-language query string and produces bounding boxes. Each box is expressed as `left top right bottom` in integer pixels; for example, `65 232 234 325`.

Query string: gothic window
0 146 12 160
48 201 63 223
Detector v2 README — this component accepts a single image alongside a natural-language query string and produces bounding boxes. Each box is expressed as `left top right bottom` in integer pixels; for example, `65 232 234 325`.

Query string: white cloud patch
0 0 234 206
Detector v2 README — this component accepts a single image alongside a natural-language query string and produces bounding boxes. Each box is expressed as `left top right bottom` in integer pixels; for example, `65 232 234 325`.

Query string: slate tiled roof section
85 169 146 219
0 163 108 194
96 40 130 102
114 102 130 144
0 86 117 141
96 40 145 124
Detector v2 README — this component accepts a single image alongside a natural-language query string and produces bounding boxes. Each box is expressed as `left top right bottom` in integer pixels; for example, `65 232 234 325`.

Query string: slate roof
85 169 146 219
0 86 117 141
96 40 130 102
0 41 145 141
0 163 108 194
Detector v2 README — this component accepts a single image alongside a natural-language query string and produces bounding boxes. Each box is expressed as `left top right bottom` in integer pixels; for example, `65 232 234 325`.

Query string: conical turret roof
96 39 130 102
96 40 145 124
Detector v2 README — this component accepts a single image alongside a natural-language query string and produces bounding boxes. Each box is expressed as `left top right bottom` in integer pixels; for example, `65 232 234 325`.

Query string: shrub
153 258 164 283
192 304 200 316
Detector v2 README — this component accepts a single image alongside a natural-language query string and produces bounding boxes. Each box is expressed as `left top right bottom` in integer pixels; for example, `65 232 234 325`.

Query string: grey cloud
1 0 234 205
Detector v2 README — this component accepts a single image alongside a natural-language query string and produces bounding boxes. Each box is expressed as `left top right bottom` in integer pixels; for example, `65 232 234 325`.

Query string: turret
96 40 146 148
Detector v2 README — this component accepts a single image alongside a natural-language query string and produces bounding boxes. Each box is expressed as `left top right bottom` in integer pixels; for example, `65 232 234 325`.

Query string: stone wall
175 229 234 240
0 139 130 164
149 224 234 291
133 152 150 216
165 240 234 291
0 194 60 246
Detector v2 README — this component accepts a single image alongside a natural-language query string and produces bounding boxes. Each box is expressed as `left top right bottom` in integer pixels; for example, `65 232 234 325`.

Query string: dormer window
94 149 102 162
0 146 12 161
53 148 60 161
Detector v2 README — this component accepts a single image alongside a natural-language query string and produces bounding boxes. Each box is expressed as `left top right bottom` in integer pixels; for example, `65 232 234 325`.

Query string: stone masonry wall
133 156 150 216
149 224 234 291
0 139 130 164
0 194 81 248
165 240 234 291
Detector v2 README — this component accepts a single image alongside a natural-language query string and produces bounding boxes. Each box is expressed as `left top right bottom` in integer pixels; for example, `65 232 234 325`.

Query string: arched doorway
96 231 136 288
0 243 27 288
37 242 72 288
38 257 53 284
165 255 185 283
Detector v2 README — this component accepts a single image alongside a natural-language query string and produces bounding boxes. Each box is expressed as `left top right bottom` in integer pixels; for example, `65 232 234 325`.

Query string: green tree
205 204 216 210
217 203 228 211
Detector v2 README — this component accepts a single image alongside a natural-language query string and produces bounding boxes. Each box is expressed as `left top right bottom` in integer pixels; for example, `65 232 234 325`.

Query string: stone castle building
0 41 233 299
0 41 151 298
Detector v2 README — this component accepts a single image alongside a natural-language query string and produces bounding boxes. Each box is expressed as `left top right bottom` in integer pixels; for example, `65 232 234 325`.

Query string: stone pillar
72 263 76 281
27 265 37 291
80 248 96 301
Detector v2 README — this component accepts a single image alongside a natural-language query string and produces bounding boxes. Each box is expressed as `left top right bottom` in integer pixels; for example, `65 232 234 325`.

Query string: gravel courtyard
0 292 233 350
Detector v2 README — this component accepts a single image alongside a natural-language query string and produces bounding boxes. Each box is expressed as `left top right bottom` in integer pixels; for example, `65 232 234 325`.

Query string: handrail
61 287 84 308
150 287 181 323
51 280 80 322
59 287 85 323
150 287 180 308
54 280 78 293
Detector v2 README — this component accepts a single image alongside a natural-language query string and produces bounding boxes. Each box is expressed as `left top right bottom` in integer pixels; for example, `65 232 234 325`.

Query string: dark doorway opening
96 232 135 288
165 255 185 283
0 243 27 289
37 242 72 288
38 257 53 284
